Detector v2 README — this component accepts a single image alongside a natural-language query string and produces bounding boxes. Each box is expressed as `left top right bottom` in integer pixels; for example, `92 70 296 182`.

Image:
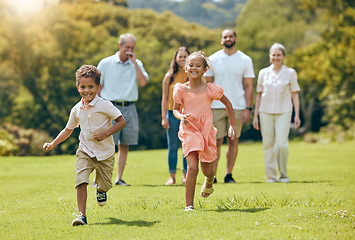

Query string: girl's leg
201 161 214 183
76 183 88 216
201 162 214 197
182 155 187 184
185 151 199 207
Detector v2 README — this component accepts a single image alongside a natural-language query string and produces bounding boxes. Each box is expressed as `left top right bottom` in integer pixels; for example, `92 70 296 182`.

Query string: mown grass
0 141 354 239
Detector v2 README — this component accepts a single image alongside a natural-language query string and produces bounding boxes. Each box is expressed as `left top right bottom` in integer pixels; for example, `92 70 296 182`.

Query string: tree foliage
291 0 355 130
236 0 324 70
0 2 220 154
127 0 247 28
0 0 353 155
236 0 354 135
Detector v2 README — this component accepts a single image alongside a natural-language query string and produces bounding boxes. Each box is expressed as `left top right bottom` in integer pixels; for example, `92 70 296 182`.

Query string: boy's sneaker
115 179 130 186
224 173 236 183
96 188 107 206
72 213 87 226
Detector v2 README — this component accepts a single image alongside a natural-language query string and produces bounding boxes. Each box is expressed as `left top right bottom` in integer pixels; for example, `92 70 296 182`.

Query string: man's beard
223 41 235 48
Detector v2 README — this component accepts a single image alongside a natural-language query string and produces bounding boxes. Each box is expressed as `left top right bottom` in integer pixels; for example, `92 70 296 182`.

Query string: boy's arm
92 115 127 141
220 95 237 139
43 128 74 152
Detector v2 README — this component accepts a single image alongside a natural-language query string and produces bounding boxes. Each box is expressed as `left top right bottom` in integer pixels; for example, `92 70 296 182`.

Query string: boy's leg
75 149 95 213
95 154 115 192
185 151 199 207
76 183 88 216
94 155 114 206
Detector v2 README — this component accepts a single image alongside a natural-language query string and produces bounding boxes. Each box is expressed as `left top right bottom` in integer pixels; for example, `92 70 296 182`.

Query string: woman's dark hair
169 47 190 85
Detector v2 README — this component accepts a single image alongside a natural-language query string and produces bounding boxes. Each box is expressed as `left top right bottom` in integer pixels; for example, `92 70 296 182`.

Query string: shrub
0 123 53 156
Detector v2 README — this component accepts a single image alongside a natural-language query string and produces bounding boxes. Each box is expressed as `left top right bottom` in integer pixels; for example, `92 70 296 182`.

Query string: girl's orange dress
173 83 223 162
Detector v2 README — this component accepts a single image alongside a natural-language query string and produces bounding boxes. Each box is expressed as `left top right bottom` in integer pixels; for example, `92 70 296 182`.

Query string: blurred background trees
0 0 353 155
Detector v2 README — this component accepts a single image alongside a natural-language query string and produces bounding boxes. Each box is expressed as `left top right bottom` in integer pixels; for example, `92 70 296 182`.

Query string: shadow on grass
209 207 270 213
288 180 331 184
237 180 331 184
93 218 160 227
141 184 184 187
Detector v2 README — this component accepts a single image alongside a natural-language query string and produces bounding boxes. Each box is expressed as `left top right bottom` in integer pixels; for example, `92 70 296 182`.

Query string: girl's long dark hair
169 47 190 85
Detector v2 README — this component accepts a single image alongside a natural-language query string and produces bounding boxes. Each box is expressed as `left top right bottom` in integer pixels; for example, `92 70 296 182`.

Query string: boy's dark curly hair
75 65 101 85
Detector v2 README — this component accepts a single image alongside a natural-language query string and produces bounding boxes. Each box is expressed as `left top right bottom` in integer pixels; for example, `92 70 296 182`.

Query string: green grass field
1 141 354 239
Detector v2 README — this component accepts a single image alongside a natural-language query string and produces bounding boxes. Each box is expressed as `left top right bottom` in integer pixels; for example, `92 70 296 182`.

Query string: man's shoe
96 188 107 206
115 179 131 186
267 179 278 183
72 213 87 226
224 173 236 183
279 178 290 183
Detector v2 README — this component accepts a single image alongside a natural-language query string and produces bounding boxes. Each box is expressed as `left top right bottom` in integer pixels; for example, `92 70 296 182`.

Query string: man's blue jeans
166 110 187 173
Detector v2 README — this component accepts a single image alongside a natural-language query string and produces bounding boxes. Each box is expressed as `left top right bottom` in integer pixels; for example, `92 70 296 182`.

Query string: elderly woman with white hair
252 43 301 183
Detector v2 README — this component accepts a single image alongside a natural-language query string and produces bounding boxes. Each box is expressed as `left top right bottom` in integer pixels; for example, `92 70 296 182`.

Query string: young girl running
173 51 237 211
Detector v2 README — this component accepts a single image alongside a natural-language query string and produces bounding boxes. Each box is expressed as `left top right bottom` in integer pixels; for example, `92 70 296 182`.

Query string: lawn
0 141 354 239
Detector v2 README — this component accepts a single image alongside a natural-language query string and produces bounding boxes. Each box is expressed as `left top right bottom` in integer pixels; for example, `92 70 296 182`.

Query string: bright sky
4 0 58 14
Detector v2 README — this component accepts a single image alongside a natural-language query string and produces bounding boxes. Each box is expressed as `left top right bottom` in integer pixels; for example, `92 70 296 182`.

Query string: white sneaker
279 178 290 183
184 206 194 211
266 179 278 183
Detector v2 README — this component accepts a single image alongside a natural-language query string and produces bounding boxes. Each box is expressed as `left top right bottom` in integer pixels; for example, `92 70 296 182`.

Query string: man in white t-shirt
205 28 255 183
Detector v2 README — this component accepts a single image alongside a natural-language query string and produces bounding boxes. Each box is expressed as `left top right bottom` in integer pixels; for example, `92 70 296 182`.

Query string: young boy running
43 65 126 226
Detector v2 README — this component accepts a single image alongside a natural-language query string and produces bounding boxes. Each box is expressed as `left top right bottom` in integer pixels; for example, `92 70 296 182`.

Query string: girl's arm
220 95 237 139
252 92 262 130
173 102 190 125
43 128 74 152
161 73 170 130
291 92 301 128
92 116 127 141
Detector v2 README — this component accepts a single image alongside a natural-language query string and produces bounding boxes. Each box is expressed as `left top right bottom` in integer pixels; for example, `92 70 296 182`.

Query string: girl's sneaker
184 206 194 211
72 212 87 226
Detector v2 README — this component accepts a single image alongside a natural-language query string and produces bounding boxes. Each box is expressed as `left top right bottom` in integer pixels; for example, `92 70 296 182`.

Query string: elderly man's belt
111 101 135 107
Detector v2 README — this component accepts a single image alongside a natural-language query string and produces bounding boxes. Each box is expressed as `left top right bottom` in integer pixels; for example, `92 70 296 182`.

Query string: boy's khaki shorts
212 109 243 139
75 149 115 192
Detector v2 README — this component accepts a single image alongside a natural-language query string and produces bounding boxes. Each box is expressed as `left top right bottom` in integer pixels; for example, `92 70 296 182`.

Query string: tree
0 1 221 154
0 2 129 154
291 0 355 131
